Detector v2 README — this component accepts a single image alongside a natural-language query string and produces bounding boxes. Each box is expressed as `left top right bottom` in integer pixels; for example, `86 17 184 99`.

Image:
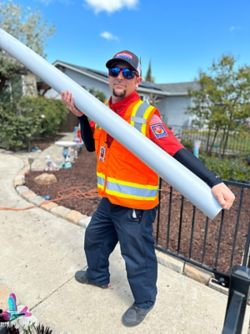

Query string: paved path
0 150 249 333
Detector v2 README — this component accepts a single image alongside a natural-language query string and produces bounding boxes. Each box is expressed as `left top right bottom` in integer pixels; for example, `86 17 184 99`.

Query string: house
2 71 38 98
21 72 38 96
41 60 199 130
157 81 200 127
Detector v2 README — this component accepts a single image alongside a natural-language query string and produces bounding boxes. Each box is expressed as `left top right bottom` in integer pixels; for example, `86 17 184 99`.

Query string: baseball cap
106 50 141 75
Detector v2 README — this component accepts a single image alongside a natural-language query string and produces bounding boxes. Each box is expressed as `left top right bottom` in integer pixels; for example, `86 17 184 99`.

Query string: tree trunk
208 126 219 155
222 127 231 158
219 127 227 157
0 77 7 93
222 109 234 158
206 127 212 154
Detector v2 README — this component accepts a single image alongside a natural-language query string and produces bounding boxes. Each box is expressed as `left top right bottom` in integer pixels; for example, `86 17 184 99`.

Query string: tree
89 88 106 103
188 55 250 157
0 0 55 94
145 60 154 82
0 1 59 151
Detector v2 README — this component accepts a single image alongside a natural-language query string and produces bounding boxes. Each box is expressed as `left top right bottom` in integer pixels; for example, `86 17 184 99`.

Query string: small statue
45 155 57 171
62 153 72 169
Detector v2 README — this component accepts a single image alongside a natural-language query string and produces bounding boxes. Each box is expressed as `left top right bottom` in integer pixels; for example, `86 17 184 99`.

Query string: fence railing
170 125 250 157
154 179 250 283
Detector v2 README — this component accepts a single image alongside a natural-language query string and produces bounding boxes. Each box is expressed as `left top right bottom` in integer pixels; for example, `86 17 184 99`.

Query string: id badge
99 145 106 161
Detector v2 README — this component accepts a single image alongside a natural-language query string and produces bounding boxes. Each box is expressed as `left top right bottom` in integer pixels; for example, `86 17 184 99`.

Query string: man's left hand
211 183 235 210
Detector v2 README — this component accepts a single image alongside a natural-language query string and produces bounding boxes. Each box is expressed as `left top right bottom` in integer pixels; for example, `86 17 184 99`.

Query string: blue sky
4 0 250 83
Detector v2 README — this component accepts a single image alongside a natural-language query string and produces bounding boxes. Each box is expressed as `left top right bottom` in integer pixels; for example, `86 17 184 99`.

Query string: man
61 50 235 327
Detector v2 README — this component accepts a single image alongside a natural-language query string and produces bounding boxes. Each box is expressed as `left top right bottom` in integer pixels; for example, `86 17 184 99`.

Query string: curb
14 167 228 296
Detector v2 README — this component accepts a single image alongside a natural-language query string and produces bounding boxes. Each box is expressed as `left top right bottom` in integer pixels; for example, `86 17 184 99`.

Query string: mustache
113 79 126 85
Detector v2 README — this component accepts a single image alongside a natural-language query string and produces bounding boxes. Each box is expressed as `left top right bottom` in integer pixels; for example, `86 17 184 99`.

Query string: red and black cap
106 50 141 75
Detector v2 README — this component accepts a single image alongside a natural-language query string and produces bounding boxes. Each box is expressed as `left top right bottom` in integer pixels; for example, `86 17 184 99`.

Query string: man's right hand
61 91 83 117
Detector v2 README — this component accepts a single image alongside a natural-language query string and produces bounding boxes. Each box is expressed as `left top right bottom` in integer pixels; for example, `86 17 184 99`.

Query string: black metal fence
154 179 250 283
171 125 250 157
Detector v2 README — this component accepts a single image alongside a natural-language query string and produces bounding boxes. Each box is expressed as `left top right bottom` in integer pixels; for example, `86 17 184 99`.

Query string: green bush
200 154 250 182
20 96 68 137
0 96 67 151
89 88 106 103
180 138 193 151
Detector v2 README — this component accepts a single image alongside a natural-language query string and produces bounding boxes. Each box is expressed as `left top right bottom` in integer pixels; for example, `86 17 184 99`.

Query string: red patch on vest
151 124 168 138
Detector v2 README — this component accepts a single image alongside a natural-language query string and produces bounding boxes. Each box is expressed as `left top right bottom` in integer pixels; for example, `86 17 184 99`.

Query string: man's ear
136 77 142 88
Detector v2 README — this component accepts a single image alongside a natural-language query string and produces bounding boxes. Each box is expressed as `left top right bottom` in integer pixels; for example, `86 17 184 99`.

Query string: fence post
222 265 250 334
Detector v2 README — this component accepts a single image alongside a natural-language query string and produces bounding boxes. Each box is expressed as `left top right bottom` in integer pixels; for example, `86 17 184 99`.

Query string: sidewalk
0 142 249 334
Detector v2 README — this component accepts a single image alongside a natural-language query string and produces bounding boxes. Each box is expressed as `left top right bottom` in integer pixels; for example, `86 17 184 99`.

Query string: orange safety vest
94 99 160 209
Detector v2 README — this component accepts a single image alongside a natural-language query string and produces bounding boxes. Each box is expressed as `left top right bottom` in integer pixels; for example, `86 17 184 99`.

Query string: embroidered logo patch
115 52 133 60
151 124 168 138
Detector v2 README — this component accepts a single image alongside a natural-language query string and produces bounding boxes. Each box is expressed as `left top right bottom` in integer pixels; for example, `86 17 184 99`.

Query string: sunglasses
108 67 138 80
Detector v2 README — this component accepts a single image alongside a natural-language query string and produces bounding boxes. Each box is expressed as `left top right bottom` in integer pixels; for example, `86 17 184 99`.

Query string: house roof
157 82 200 95
52 60 198 97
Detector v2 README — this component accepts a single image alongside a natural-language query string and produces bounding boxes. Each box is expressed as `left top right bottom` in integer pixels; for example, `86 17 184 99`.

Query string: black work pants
84 197 158 309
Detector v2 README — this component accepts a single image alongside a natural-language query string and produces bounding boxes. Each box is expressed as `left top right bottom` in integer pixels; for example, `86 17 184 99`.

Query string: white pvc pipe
0 28 221 219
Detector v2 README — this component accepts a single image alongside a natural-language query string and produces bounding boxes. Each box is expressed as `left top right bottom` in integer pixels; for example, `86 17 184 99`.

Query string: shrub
0 96 67 151
18 96 68 137
89 88 106 103
200 154 250 182
180 138 193 151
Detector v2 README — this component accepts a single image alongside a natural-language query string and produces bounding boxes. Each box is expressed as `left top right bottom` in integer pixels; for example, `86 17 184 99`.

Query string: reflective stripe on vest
97 172 105 190
130 100 155 135
97 174 158 201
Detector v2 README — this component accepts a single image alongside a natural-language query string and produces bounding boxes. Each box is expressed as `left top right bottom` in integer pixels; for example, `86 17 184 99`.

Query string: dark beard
113 88 126 98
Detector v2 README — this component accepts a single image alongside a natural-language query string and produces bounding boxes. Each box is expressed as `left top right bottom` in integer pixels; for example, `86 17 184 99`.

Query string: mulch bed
25 148 250 276
26 148 98 216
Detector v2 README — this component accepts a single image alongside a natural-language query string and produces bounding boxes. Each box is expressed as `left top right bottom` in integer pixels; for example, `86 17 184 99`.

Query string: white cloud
100 31 119 41
85 0 138 14
229 25 241 32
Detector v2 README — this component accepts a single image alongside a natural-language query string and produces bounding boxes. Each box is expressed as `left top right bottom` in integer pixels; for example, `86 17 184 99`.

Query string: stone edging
14 166 91 229
14 166 229 297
